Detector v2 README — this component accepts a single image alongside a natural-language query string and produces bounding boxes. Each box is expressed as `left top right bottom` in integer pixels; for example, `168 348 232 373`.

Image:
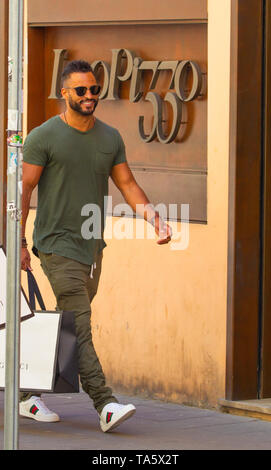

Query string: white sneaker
19 396 60 422
100 402 136 432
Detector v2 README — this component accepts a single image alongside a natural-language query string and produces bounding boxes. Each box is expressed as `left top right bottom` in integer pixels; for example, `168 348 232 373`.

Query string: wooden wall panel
43 24 207 171
260 0 271 398
27 22 207 221
226 0 264 400
27 27 45 132
28 0 207 25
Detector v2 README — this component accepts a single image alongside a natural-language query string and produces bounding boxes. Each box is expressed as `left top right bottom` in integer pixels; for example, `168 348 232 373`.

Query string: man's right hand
21 247 32 271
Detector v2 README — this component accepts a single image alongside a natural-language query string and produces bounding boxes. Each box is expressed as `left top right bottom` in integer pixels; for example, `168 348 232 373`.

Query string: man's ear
61 87 67 99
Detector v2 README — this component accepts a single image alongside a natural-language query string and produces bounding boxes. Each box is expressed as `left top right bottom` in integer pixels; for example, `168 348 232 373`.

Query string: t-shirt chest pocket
95 145 114 175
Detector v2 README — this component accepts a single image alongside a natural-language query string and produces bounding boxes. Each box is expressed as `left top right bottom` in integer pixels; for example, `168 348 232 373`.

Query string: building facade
1 0 271 412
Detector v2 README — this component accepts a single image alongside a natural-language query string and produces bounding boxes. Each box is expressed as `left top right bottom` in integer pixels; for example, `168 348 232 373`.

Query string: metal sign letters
49 48 205 144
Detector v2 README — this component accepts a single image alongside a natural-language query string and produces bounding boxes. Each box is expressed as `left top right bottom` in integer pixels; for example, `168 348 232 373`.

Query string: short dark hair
61 60 96 83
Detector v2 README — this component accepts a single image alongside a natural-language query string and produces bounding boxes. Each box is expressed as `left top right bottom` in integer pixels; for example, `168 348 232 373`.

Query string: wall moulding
29 20 208 28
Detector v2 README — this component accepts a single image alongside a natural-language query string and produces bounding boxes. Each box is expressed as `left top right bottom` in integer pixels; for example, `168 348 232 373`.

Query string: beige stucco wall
22 0 231 408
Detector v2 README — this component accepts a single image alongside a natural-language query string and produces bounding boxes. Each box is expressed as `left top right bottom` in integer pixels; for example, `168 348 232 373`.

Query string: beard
68 95 98 116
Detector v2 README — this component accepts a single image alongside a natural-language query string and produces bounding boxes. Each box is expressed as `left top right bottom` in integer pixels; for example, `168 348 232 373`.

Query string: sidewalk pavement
0 390 271 450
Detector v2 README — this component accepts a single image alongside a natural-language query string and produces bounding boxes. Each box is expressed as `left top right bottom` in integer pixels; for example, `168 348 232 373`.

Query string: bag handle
27 269 46 311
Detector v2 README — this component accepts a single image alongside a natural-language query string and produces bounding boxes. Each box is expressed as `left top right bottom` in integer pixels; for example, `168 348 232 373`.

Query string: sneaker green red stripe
100 403 136 432
19 396 60 422
106 412 113 423
30 404 39 415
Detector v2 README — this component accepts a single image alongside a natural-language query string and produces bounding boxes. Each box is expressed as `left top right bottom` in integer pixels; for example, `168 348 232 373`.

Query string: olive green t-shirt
23 115 127 265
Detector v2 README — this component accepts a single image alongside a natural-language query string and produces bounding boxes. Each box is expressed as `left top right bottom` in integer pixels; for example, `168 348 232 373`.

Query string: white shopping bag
0 246 34 329
0 311 62 391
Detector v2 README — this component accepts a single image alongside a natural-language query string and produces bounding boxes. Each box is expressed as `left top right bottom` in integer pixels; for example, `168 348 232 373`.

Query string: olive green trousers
20 250 118 414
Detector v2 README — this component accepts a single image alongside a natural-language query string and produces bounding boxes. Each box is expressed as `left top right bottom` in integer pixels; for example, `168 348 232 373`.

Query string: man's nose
85 88 95 99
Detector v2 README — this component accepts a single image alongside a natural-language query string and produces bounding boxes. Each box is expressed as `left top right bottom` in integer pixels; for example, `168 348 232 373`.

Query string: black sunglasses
65 85 101 97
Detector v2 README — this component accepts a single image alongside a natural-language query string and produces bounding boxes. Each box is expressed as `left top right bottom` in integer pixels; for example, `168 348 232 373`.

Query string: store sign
49 48 205 144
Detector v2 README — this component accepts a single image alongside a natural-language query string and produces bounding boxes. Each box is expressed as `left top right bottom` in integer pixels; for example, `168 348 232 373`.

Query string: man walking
20 60 172 432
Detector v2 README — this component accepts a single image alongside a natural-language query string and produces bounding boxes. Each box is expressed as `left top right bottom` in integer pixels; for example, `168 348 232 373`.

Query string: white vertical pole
4 0 24 450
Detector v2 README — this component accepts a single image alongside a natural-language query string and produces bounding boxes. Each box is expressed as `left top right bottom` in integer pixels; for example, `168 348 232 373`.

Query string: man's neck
61 109 95 132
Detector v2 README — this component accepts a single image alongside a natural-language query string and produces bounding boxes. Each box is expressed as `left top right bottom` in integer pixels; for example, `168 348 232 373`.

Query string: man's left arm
110 162 172 244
